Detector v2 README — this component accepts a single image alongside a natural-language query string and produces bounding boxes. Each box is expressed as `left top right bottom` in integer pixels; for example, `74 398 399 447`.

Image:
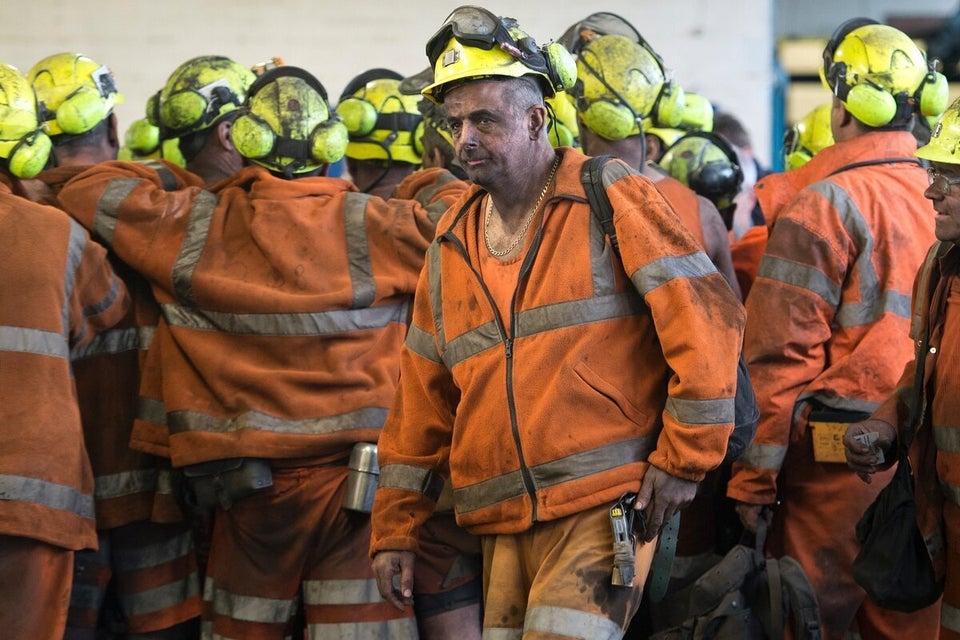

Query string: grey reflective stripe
405 324 442 363
168 406 387 436
94 177 139 246
302 578 380 605
757 255 841 309
83 270 123 321
0 326 68 359
155 468 174 496
0 473 94 519
138 325 155 350
665 396 734 425
69 582 103 610
138 396 167 425
63 219 87 336
161 300 408 336
379 464 444 500
426 241 448 351
630 252 717 297
343 192 376 308
123 573 200 616
943 602 960 633
442 320 500 369
306 618 418 640
206 578 296 624
514 292 644 339
94 469 158 501
810 181 913 327
172 189 218 306
934 425 960 453
739 442 788 470
142 160 178 192
941 480 960 507
71 327 139 361
115 528 194 571
796 392 880 417
524 605 621 640
483 629 522 640
589 205 617 297
454 436 654 513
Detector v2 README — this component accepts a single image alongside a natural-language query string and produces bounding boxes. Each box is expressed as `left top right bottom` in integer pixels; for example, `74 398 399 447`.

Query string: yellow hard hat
422 6 575 104
783 103 834 170
230 66 347 175
820 19 948 127
337 69 424 165
660 131 743 221
0 62 52 178
156 55 255 137
28 52 123 137
917 95 960 164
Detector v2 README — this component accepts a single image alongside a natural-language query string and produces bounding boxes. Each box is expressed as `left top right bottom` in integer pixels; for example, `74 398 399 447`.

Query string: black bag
582 155 758 464
850 251 944 611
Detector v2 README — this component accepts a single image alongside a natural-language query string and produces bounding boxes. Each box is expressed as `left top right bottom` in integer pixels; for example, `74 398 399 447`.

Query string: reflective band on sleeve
454 436 654 513
0 325 69 359
63 219 87 336
757 255 841 308
524 605 621 640
379 464 445 500
161 300 408 336
0 473 94 519
70 327 139 361
738 442 788 470
81 272 124 321
137 396 167 425
934 425 960 452
665 396 735 425
404 324 442 363
94 469 158 501
629 252 717 297
94 177 139 246
142 160 179 192
167 406 388 436
342 193 376 309
138 325 155 350
171 190 218 306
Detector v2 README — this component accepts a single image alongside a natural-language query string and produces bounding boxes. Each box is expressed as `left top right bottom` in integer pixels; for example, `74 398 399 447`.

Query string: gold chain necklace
484 155 560 258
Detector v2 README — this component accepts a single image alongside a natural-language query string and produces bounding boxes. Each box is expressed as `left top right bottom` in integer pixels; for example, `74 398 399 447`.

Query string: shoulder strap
581 154 620 255
826 157 921 178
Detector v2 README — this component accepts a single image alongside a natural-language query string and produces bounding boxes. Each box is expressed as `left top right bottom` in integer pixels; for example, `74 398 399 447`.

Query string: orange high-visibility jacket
727 131 936 504
58 163 467 467
0 177 129 550
30 164 172 528
653 176 706 248
371 148 745 552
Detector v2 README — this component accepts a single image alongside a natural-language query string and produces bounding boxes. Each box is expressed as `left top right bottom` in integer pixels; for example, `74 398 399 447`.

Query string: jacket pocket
573 359 648 426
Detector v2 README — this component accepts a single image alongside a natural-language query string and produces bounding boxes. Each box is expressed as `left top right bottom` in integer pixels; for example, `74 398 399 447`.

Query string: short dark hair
713 111 752 149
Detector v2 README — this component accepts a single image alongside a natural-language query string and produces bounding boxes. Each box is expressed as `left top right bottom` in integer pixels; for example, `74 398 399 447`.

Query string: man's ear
107 112 120 150
217 119 235 151
529 103 548 139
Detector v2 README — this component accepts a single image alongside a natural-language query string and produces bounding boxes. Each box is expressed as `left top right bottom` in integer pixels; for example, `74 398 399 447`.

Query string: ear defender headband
35 65 120 137
823 17 948 128
573 49 642 141
664 130 743 218
230 65 348 173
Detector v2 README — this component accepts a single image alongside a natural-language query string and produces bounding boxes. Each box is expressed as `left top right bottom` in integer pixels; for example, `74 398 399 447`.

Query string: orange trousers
0 535 73 640
481 502 656 639
771 431 941 639
415 510 482 618
203 463 417 639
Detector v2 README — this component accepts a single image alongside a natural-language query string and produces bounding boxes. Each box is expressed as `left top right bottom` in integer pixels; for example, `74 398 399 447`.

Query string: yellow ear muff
8 130 52 178
654 82 685 128
336 97 379 137
56 87 109 135
581 99 638 141
919 70 949 118
544 41 578 92
310 119 348 164
412 120 425 156
845 82 898 128
230 111 276 159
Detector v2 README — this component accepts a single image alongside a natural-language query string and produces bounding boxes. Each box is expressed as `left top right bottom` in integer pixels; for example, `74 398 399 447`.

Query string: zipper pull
504 338 513 359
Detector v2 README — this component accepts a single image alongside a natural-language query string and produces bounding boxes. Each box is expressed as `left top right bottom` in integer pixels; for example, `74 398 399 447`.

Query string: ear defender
653 81 685 129
7 129 53 178
543 41 578 93
918 64 949 118
336 97 379 137
580 97 638 141
844 78 898 128
412 120 425 156
53 86 109 135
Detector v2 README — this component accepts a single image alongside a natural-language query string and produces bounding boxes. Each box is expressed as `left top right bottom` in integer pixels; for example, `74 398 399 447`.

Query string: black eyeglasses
927 167 960 193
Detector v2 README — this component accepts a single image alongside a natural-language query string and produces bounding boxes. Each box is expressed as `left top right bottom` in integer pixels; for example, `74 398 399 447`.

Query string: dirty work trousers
0 534 73 640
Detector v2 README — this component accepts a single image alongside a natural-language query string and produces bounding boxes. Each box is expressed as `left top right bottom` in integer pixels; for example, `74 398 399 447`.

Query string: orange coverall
727 130 941 638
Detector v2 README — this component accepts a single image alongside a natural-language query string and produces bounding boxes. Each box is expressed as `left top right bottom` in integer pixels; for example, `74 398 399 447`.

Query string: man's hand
844 418 897 484
371 550 416 611
734 501 765 534
634 465 698 543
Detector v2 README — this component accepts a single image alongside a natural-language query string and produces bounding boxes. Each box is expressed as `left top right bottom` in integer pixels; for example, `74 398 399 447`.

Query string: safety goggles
927 167 960 193
426 6 526 68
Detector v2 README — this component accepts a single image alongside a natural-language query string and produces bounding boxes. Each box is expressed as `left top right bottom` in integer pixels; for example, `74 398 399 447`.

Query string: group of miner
2 5 960 640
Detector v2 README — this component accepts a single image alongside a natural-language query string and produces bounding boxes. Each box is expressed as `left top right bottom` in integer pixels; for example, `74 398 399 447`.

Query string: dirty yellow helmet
28 53 123 138
916 96 960 164
660 131 743 226
573 34 684 141
820 19 948 128
155 55 255 137
422 6 576 104
230 66 347 176
0 62 52 178
337 69 424 165
783 103 834 170
546 91 580 149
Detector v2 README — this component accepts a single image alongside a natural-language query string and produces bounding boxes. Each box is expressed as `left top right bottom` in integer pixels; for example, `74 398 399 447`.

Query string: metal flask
343 442 380 513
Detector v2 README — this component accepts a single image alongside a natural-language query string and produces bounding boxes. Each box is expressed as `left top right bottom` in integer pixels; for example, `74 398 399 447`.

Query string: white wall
0 1 775 162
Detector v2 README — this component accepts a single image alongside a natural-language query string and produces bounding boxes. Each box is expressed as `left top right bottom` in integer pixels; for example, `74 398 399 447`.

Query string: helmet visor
558 12 642 54
426 6 533 69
